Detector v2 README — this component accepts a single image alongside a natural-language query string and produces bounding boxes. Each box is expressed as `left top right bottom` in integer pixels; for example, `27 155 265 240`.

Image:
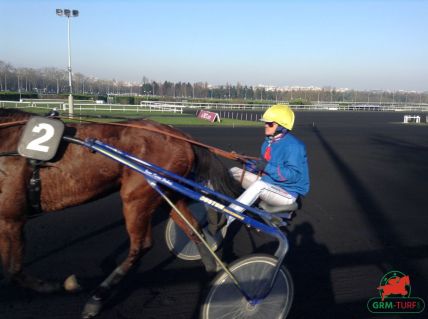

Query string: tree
0 61 13 91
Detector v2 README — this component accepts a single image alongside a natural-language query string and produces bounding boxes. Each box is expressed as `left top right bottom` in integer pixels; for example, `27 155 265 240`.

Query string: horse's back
1 111 194 213
40 119 195 211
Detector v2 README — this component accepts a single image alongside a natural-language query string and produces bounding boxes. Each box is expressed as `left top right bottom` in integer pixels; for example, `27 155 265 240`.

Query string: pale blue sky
1 0 427 91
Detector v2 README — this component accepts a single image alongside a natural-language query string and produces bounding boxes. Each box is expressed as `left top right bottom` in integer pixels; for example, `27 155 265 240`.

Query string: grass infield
12 107 261 127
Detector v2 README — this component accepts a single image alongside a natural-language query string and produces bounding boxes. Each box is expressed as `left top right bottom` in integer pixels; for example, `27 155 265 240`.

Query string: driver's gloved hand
255 158 268 172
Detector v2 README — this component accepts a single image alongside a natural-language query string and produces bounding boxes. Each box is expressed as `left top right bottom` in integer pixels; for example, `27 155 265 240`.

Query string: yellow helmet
260 104 295 130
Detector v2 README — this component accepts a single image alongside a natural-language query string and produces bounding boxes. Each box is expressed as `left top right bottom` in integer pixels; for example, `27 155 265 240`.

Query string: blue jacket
260 132 310 197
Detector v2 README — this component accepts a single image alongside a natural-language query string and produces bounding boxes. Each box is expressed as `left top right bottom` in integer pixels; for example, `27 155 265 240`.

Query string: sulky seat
258 198 302 223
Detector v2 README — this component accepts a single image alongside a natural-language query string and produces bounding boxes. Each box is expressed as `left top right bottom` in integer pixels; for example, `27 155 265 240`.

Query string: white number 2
26 123 55 153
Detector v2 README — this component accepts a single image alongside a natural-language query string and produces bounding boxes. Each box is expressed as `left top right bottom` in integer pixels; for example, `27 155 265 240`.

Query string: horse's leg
170 199 218 273
0 166 25 283
0 217 63 292
81 187 161 319
0 162 65 293
0 218 22 281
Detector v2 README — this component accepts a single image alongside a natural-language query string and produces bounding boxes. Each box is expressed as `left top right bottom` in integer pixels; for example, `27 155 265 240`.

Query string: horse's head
402 275 410 286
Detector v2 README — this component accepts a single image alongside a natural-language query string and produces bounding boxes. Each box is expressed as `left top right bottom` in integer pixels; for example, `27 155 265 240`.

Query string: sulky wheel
165 201 226 260
200 254 294 319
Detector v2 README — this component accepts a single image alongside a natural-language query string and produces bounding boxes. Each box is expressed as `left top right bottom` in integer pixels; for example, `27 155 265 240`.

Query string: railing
139 100 428 112
1 100 428 113
0 101 183 114
141 100 271 110
139 101 184 113
297 103 428 112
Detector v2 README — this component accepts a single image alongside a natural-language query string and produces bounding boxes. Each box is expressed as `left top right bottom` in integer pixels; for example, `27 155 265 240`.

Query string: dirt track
1 111 427 319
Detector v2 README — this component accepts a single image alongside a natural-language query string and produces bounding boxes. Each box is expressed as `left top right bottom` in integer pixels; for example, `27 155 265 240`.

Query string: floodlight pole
67 15 73 116
56 9 79 117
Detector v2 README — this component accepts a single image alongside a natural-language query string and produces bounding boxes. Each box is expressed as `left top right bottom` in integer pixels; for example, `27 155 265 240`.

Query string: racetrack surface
1 111 427 319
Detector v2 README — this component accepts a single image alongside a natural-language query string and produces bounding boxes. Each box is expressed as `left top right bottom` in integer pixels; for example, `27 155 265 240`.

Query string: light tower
56 8 79 117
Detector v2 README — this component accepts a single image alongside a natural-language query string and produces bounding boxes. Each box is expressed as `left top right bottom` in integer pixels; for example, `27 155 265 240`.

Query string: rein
0 116 257 163
64 117 258 163
0 114 254 214
0 120 28 128
0 121 27 157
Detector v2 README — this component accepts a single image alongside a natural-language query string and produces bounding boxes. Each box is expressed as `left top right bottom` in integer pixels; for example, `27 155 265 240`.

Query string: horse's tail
191 145 243 200
188 145 242 272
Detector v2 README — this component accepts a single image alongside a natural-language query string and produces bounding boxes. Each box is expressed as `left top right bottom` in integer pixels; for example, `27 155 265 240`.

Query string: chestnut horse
0 109 240 318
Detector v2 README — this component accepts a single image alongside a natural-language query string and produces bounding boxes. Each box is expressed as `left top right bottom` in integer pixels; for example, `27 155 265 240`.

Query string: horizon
1 0 427 92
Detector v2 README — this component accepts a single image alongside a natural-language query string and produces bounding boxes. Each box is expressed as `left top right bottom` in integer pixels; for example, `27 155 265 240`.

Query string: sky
1 0 427 91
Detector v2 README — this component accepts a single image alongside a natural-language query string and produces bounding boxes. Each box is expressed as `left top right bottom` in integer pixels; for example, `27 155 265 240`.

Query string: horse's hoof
11 275 62 293
81 297 103 319
64 274 82 293
36 281 62 293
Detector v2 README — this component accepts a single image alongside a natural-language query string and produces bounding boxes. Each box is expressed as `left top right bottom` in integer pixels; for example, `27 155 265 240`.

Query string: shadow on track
312 125 427 314
370 134 428 178
287 222 335 319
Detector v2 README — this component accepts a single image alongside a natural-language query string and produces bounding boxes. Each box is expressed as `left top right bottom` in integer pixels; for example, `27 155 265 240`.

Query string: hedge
0 91 38 101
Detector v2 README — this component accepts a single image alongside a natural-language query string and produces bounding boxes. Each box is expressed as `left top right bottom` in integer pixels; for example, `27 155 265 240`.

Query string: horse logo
367 270 425 314
377 273 410 301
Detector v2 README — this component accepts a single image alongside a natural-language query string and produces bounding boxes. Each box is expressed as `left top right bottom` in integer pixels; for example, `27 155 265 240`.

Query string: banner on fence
196 110 221 123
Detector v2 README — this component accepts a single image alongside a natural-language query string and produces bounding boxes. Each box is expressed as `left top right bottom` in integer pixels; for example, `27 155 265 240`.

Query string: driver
47 107 60 118
228 104 310 216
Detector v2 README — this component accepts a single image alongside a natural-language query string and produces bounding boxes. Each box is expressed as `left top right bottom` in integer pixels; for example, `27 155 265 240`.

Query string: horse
377 275 410 301
0 108 241 318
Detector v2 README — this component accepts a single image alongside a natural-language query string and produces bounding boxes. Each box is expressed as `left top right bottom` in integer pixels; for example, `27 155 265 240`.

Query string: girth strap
27 159 43 215
0 151 19 157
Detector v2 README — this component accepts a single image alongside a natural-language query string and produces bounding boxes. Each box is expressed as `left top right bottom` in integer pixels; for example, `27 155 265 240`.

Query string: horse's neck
0 110 31 123
0 112 27 151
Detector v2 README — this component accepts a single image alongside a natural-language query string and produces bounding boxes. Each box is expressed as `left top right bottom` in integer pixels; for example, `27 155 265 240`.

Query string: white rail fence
1 100 427 116
0 101 183 113
141 100 428 112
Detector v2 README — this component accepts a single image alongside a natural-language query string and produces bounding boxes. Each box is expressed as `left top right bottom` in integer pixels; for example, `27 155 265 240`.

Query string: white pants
229 167 296 214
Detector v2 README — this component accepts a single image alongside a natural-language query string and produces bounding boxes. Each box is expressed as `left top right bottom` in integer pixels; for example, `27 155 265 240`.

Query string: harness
0 152 43 215
27 159 43 214
0 151 19 157
1 114 256 217
0 115 64 216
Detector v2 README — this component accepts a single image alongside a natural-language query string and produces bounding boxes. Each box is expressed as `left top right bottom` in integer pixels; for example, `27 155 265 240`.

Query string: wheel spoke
201 254 294 319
